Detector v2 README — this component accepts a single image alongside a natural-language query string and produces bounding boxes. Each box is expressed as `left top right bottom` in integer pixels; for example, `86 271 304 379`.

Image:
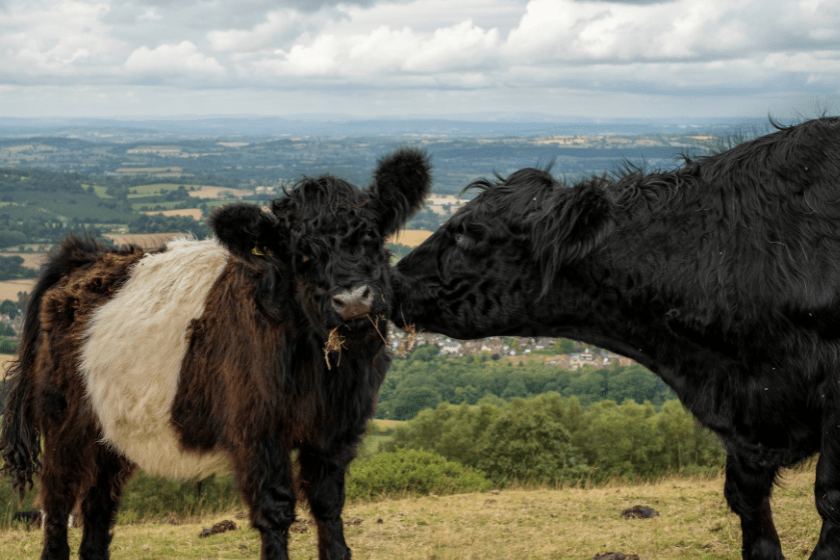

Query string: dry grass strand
396 323 417 357
323 327 345 370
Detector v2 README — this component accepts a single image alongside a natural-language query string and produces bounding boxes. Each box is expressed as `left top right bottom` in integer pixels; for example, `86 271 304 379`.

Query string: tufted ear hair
368 148 432 237
531 181 614 297
210 203 288 267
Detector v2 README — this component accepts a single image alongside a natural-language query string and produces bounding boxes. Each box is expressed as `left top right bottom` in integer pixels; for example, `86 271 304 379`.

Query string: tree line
382 393 725 484
375 345 676 420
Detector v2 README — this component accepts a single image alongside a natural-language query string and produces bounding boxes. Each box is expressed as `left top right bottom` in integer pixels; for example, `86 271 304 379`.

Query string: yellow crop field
0 280 36 301
188 186 252 199
143 209 203 220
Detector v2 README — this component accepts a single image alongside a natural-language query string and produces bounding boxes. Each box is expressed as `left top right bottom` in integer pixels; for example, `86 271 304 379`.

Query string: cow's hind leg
298 443 355 560
77 443 136 560
723 452 783 560
38 426 97 560
234 433 296 560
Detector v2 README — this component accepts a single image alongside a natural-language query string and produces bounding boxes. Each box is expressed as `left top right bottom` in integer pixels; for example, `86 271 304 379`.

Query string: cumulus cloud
0 1 124 75
504 0 751 62
207 10 305 53
1 0 839 117
503 0 840 64
124 41 225 75
247 18 499 80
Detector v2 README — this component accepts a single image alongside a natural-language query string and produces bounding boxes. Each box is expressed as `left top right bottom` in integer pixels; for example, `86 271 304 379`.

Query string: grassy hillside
0 466 820 559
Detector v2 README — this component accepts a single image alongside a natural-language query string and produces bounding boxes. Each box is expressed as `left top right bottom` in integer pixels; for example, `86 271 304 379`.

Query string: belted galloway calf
392 118 840 560
0 148 431 560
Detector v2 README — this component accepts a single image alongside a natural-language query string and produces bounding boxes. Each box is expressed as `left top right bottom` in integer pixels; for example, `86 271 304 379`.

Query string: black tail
0 235 112 502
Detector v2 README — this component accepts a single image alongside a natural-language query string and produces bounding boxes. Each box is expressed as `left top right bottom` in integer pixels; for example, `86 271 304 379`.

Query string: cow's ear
368 148 432 237
210 203 288 267
531 181 614 297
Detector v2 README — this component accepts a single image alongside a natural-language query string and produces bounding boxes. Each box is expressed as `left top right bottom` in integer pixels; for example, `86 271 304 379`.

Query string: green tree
388 385 442 420
607 364 660 405
475 398 588 484
408 344 440 363
573 400 667 481
0 299 19 319
555 338 576 354
386 402 498 465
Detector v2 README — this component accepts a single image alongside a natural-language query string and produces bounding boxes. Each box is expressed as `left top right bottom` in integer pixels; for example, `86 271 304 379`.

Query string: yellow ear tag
251 247 273 257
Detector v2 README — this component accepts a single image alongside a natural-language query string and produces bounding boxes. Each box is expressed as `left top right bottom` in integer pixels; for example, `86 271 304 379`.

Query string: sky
0 0 839 120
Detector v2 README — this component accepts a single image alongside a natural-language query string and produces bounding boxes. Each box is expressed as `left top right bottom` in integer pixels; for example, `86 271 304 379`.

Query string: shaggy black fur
393 118 840 560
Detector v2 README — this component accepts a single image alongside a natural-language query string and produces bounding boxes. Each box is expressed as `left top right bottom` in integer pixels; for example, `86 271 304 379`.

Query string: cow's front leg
298 443 355 560
723 451 784 560
233 434 296 560
812 410 840 560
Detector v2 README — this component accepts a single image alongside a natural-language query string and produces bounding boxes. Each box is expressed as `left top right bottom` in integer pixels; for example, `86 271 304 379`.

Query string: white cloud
404 20 500 72
207 10 305 53
138 7 161 21
124 41 225 75
0 0 839 118
246 18 499 80
504 0 751 62
0 1 124 74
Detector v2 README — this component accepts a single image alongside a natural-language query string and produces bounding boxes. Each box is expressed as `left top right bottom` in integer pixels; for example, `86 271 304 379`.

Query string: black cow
0 148 431 560
392 118 840 560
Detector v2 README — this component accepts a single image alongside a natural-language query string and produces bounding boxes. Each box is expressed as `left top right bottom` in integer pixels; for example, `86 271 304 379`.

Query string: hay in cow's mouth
396 323 417 357
324 315 389 369
367 314 388 344
323 327 345 370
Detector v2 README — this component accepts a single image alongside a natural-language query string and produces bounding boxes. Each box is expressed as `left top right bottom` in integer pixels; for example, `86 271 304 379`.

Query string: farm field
0 253 46 270
0 280 36 301
142 208 203 220
0 466 821 560
188 186 252 199
387 229 434 248
0 353 14 370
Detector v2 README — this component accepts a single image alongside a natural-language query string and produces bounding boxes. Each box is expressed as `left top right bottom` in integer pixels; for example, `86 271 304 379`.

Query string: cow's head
391 168 614 339
211 148 431 342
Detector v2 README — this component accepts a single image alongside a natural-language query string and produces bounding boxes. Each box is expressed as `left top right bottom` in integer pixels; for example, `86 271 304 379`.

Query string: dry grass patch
0 280 36 301
115 167 184 175
142 209 203 220
0 467 823 559
1 353 15 371
387 230 434 248
188 186 252 199
0 253 47 270
370 419 406 430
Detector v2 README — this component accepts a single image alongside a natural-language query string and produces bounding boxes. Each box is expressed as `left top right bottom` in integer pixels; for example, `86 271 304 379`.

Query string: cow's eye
455 233 475 250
